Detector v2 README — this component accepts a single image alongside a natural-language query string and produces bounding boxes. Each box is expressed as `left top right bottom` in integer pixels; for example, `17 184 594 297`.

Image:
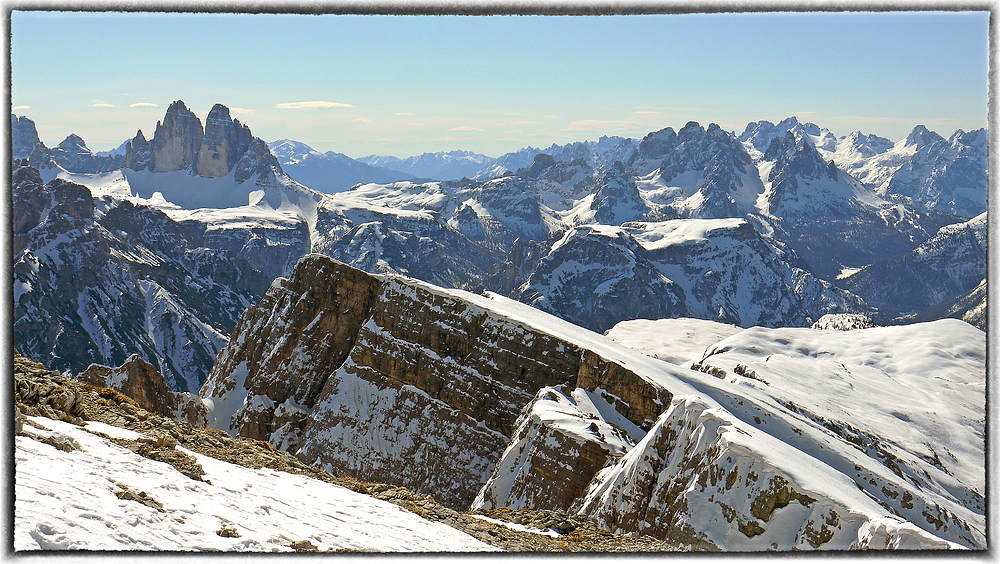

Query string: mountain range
12 102 987 551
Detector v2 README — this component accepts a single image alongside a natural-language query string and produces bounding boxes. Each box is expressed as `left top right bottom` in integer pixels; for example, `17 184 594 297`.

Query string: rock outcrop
810 313 876 330
200 254 669 508
79 355 207 426
13 162 273 392
151 100 204 172
124 129 153 171
200 254 981 550
12 114 41 158
196 104 253 178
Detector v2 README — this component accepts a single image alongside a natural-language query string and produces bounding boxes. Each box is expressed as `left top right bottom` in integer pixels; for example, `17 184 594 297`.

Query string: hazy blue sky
11 11 989 157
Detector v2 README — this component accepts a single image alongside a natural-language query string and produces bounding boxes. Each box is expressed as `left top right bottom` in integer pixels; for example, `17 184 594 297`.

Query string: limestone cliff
199 254 666 508
196 104 253 178
151 100 204 172
79 355 207 426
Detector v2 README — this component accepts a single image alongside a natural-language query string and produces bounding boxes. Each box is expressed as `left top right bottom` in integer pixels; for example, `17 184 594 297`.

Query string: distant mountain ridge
358 150 494 180
268 139 418 193
11 104 988 393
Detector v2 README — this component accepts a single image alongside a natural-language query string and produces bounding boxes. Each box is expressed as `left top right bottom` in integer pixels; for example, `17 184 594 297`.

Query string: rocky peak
27 142 57 170
56 133 91 154
765 132 835 182
845 131 893 157
124 129 152 171
633 126 678 163
516 153 557 179
196 103 254 178
11 114 41 158
591 161 648 225
904 125 944 148
151 100 204 172
79 355 207 427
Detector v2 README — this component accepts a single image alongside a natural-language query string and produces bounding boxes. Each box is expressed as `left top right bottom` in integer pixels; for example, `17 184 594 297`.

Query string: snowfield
605 317 742 365
15 416 499 552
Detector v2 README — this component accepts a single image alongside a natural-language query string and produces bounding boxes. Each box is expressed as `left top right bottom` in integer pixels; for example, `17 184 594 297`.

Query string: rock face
124 130 153 171
196 104 253 178
12 114 41 158
151 100 204 172
199 254 981 550
13 162 272 392
810 313 876 331
200 254 672 508
79 354 207 426
513 219 870 332
843 213 987 319
473 385 646 512
758 132 946 278
200 255 567 507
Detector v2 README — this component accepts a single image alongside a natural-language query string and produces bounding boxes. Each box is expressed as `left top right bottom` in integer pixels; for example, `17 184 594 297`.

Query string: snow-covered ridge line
203 254 981 549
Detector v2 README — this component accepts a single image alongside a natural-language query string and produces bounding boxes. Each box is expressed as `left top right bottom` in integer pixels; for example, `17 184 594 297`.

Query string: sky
10 11 990 158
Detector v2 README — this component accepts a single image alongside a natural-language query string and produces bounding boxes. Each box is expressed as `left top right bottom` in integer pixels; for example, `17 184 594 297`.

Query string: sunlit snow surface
15 416 498 552
605 317 742 365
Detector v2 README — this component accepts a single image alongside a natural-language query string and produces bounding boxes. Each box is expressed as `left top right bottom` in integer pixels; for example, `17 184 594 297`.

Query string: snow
377 270 982 547
697 319 986 495
469 515 561 538
605 317 742 366
15 416 499 552
836 266 863 280
624 218 747 251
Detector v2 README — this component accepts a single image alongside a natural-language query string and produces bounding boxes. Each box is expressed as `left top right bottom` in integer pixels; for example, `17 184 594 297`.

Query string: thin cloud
130 102 159 108
394 112 416 116
352 117 373 124
636 105 708 113
449 126 484 132
12 105 30 111
512 120 543 125
229 107 256 114
632 110 658 115
564 119 634 132
275 100 352 110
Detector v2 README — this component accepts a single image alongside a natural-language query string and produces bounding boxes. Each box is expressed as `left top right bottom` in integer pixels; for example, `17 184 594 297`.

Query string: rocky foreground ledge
14 353 679 552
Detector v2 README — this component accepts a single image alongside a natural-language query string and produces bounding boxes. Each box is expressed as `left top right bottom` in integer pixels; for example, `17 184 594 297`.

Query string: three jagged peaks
125 100 271 180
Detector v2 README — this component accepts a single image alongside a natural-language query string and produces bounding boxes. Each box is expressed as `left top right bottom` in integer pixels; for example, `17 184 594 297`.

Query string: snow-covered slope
474 135 637 180
15 416 498 552
13 163 273 392
513 218 870 331
463 295 984 549
269 139 417 193
359 150 494 180
842 213 987 319
200 255 982 550
604 318 741 365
